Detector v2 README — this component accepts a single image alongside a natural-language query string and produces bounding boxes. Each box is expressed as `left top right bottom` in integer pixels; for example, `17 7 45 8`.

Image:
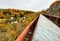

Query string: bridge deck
32 14 60 41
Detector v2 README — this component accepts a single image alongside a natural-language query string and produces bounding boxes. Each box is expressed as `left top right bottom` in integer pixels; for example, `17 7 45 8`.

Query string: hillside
36 1 60 27
0 9 38 41
46 1 60 17
0 9 35 19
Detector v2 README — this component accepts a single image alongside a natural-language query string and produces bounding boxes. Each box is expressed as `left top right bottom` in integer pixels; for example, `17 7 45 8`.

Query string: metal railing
43 14 60 27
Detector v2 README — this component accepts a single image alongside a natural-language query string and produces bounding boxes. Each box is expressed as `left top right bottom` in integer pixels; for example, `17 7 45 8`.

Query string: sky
0 0 55 12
